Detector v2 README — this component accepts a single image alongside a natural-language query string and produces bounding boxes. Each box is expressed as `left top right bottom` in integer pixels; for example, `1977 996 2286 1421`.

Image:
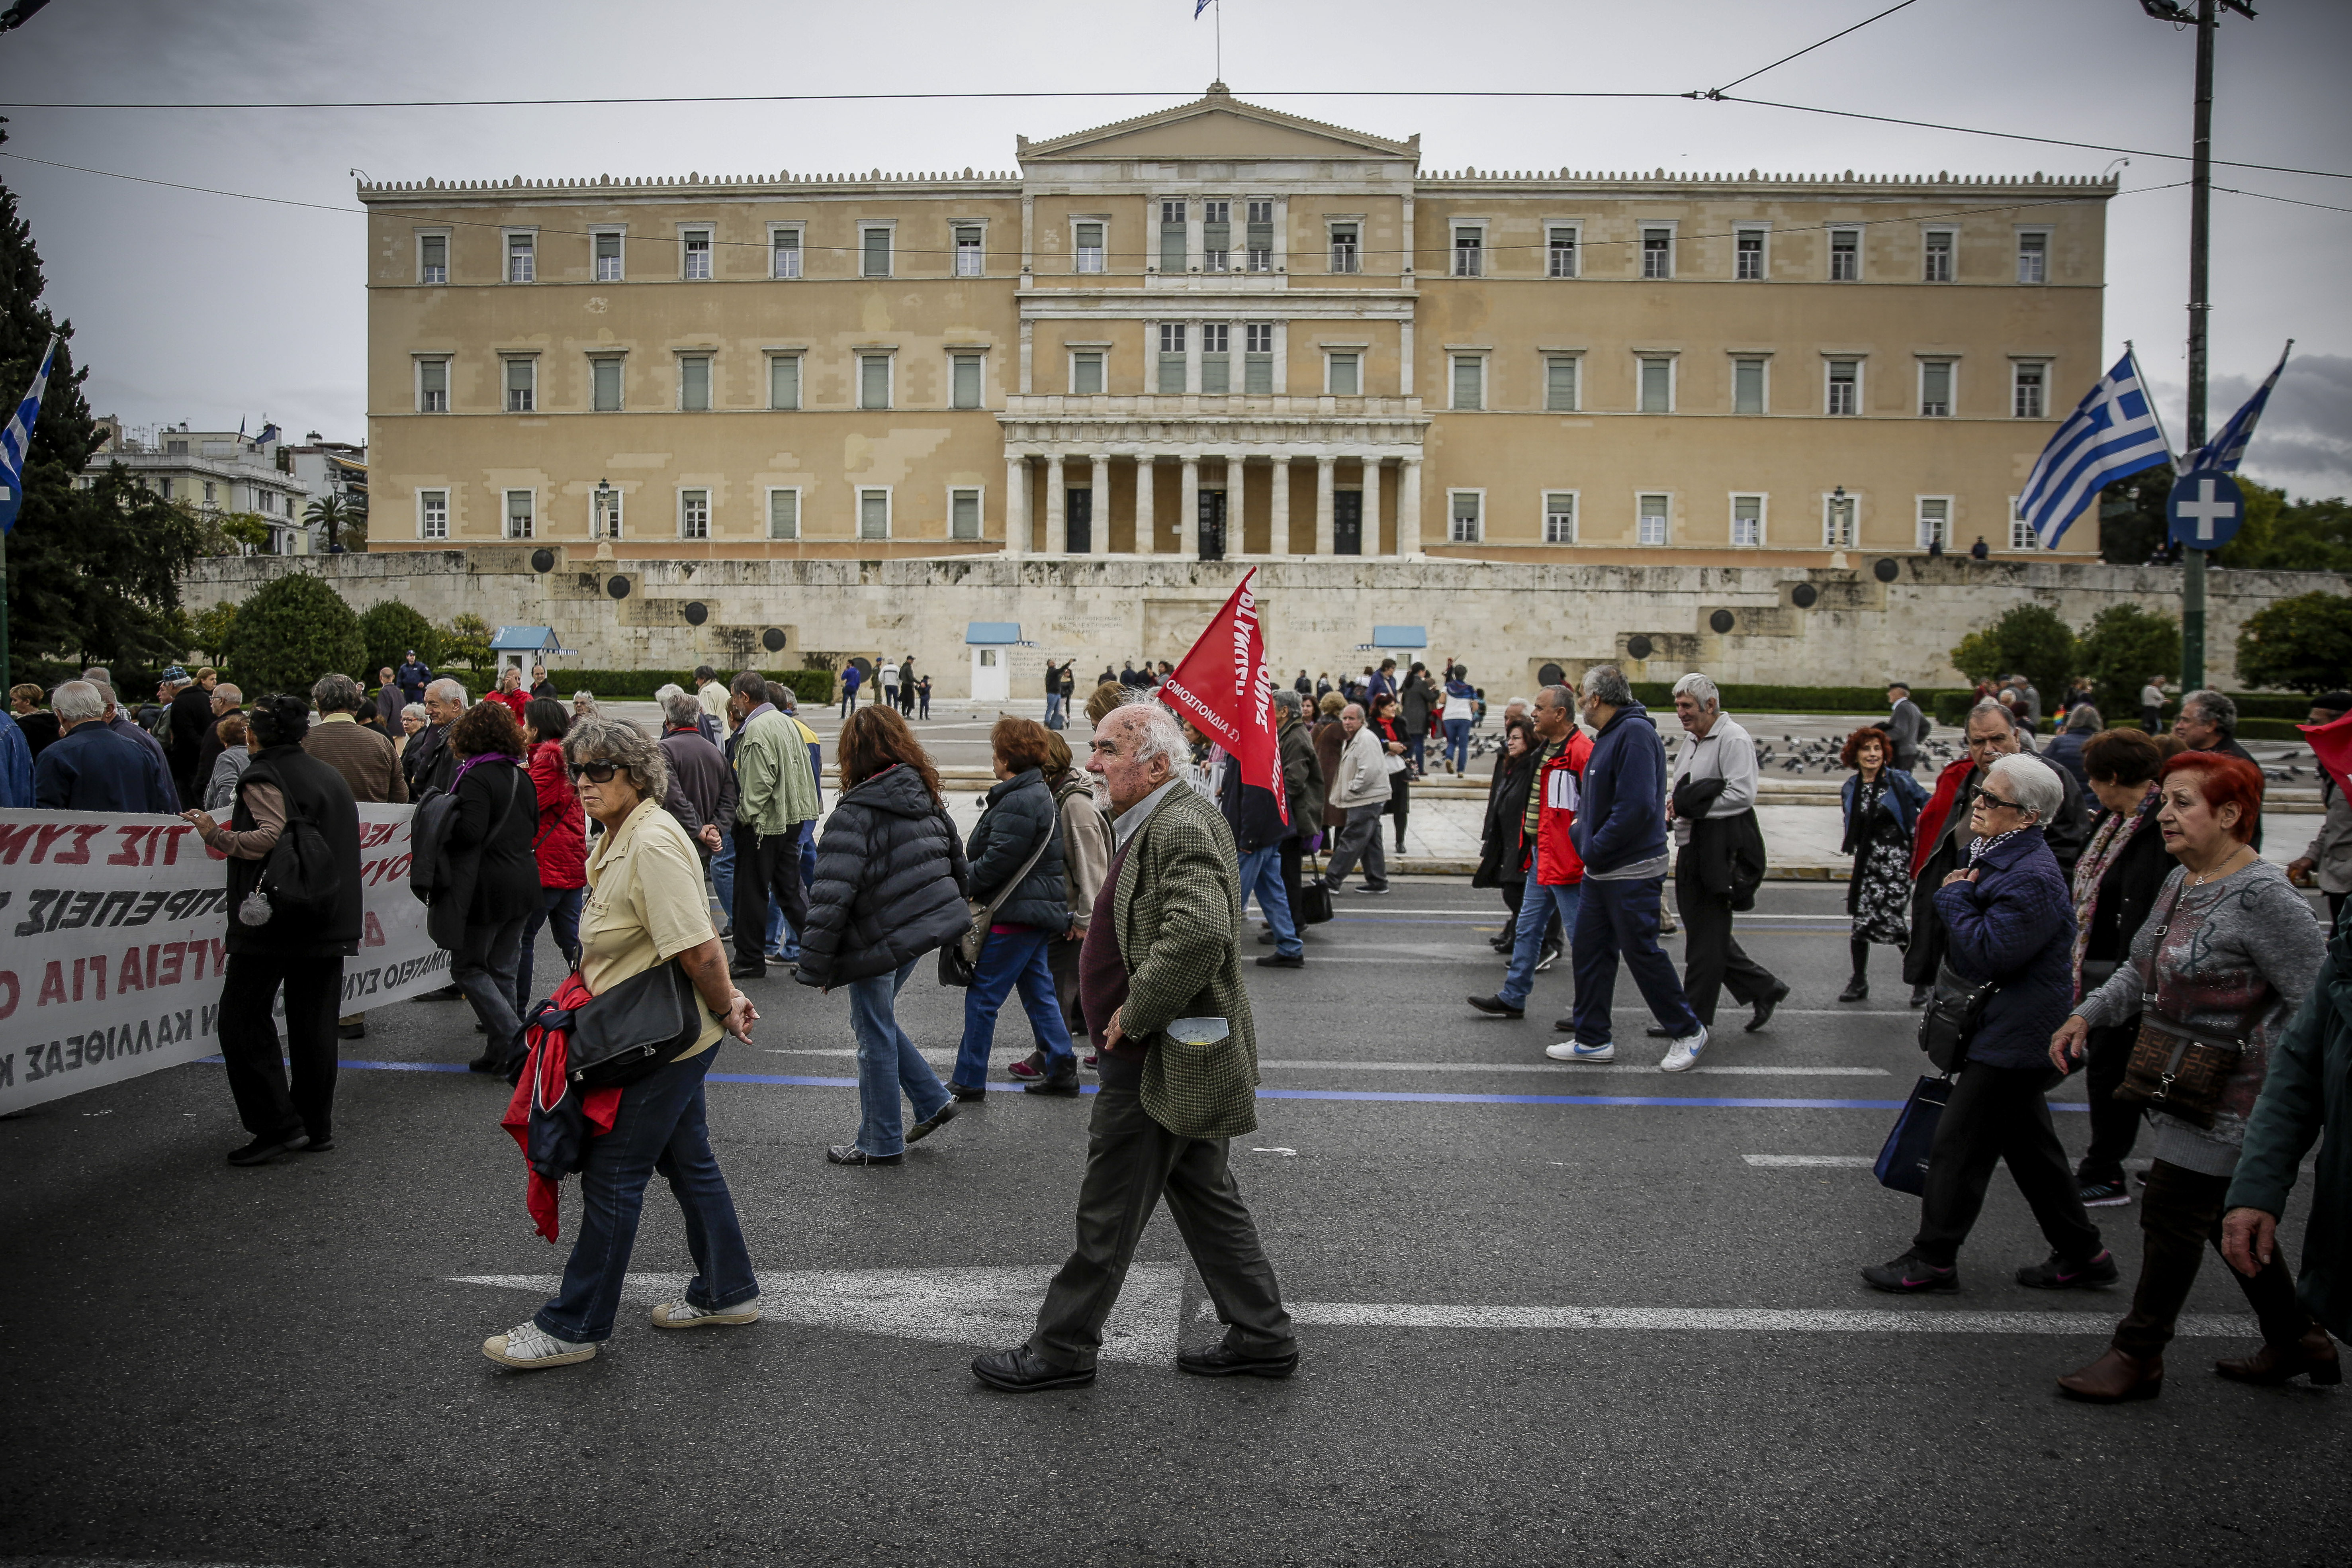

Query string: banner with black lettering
0 805 443 1114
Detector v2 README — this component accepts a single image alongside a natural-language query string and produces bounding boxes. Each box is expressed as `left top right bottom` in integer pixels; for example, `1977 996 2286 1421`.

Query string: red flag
1157 568 1287 825
2302 709 2352 802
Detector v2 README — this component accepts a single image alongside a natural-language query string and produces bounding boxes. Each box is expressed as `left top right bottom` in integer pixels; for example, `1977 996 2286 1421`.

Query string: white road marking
761 1048 1888 1077
1266 1303 2256 1335
1744 1154 1877 1167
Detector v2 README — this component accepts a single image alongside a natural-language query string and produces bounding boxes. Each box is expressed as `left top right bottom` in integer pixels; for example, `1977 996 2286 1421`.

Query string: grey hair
1272 687 1302 718
79 666 111 687
1539 683 1576 713
562 715 669 801
654 682 685 705
1967 698 2021 732
572 691 599 712
213 683 242 705
2066 703 2103 732
1581 664 1633 707
425 677 467 705
401 703 427 725
1671 672 1720 709
660 691 704 729
1503 696 1532 714
2180 689 2236 734
53 680 104 724
311 672 364 715
1986 752 2062 824
1113 698 1190 774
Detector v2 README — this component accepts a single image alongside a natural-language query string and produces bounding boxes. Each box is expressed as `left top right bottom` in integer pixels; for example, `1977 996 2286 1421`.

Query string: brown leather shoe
2057 1346 2164 1403
2215 1327 2342 1387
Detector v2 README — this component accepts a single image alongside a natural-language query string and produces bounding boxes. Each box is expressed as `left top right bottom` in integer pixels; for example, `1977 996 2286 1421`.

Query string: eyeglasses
1974 789 2022 812
567 761 622 783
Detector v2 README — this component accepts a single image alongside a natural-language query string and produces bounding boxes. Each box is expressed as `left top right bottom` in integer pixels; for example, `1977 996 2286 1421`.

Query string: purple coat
1931 826 2075 1071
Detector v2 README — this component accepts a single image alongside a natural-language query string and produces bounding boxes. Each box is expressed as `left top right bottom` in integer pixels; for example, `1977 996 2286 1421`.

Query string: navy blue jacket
0 712 30 808
33 721 168 812
965 768 1069 934
1932 826 2075 1071
1570 701 1669 876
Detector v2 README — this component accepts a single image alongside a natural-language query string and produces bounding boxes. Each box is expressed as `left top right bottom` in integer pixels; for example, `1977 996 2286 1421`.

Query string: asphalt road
2 881 2344 1568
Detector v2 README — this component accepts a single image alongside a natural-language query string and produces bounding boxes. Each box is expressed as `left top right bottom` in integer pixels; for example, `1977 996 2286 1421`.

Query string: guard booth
490 625 574 685
966 621 1029 703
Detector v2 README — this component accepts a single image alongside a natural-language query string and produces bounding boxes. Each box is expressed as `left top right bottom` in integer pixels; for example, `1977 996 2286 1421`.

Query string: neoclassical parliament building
360 86 2113 569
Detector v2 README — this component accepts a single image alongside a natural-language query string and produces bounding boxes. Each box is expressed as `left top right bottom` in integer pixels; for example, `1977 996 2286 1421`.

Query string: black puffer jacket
797 763 971 988
965 768 1069 934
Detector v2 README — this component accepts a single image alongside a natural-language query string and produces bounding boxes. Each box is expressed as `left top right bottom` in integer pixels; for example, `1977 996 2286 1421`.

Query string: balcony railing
1002 392 1424 420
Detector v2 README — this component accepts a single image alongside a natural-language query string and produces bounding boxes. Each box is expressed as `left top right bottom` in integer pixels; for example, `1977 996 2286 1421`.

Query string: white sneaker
483 1319 597 1369
651 1298 763 1329
1657 1025 1709 1073
1545 1040 1615 1063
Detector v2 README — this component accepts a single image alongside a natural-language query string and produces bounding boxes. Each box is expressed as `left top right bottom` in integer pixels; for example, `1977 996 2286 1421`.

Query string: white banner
0 805 444 1114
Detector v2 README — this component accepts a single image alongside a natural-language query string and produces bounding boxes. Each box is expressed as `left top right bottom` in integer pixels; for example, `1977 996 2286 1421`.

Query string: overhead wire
1700 0 1922 98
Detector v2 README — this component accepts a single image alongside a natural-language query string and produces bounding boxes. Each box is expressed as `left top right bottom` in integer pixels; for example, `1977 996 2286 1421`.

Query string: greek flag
0 333 59 534
2015 350 2172 549
2180 341 2291 476
1196 0 1212 14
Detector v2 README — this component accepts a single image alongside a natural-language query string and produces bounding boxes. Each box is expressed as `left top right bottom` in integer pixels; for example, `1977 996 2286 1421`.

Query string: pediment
1020 89 1417 164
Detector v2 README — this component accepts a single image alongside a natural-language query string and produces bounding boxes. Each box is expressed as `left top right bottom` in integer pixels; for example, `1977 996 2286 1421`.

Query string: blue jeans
1443 718 1471 771
534 1049 757 1343
1239 844 1300 957
515 884 584 1016
1567 875 1700 1046
851 958 950 1157
1499 863 1581 1008
711 834 735 928
1045 692 1064 725
1406 734 1427 774
953 927 1076 1088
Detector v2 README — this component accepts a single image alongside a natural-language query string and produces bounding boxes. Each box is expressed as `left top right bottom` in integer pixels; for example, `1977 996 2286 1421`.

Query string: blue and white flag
1195 0 1212 14
2015 350 2172 549
0 333 59 535
2180 341 2291 477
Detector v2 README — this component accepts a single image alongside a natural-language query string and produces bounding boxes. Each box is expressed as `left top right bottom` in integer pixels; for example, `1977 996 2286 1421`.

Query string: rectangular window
1830 227 1860 282
1639 356 1673 414
2013 362 2046 419
504 357 535 413
418 358 449 413
1328 351 1361 397
682 228 712 280
1074 221 1105 274
1244 323 1274 394
771 227 801 279
593 230 623 282
158 477 173 501
859 354 891 410
1733 357 1766 416
1547 225 1578 278
1160 200 1187 272
1827 359 1859 417
1824 493 1857 548
1071 351 1104 395
1543 492 1576 544
950 487 981 541
679 489 710 540
1920 360 1953 417
1917 497 1950 551
1157 323 1186 395
2017 230 2048 285
1449 492 1481 544
1735 227 1766 281
1452 226 1482 277
679 355 711 411
419 489 448 539
420 233 448 284
1245 200 1274 271
594 489 624 540
166 439 188 457
1201 200 1231 271
203 480 215 505
1642 227 1673 279
1451 355 1483 410
954 224 984 277
860 226 892 278
1923 228 1955 283
1637 493 1669 546
506 232 534 283
951 352 982 409
769 354 801 410
1329 222 1359 274
1545 356 1579 413
504 489 534 540
767 488 798 540
858 488 890 540
1732 494 1764 547
592 356 623 412
2010 507 2039 551
1199 323 1230 394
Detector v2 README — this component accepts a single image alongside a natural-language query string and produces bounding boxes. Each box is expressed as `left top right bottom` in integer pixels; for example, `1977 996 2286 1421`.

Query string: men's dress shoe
971 1346 1094 1392
411 984 464 1003
826 1145 903 1166
906 1105 959 1143
1745 983 1790 1034
338 1020 367 1040
2017 1249 2119 1290
466 1053 507 1074
947 1081 986 1102
2057 1346 2164 1404
2215 1327 2342 1386
1177 1344 1300 1379
1466 994 1524 1018
1861 1252 1958 1293
227 1132 309 1167
726 962 765 982
1256 952 1304 969
1909 984 1932 1009
1023 1066 1082 1097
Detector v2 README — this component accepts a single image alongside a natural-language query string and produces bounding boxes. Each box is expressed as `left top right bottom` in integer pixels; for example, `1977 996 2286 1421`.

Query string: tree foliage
2076 604 2181 720
305 491 369 553
2236 591 2352 694
2096 463 2174 566
358 599 440 678
442 612 492 669
1947 603 2074 706
2217 483 2352 573
188 601 238 664
221 573 366 697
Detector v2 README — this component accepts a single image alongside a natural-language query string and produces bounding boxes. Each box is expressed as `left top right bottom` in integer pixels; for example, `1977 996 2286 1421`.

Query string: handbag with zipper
1297 846 1335 926
556 959 706 1088
1916 960 1998 1074
2114 880 2258 1129
938 819 1059 989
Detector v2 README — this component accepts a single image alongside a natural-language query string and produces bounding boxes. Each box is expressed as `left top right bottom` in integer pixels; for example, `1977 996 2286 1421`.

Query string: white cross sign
2166 471 2244 548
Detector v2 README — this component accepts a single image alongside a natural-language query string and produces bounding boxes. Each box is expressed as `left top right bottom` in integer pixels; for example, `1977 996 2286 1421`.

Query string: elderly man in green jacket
726 670 821 981
973 699 1298 1392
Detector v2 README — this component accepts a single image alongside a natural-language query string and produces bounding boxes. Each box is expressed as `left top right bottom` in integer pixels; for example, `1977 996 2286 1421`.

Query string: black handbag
1875 1074 1953 1196
1297 846 1335 926
1916 960 1998 1074
564 961 705 1088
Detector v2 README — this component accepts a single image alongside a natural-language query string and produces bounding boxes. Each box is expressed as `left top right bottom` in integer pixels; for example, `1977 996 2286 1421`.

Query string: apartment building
87 419 317 554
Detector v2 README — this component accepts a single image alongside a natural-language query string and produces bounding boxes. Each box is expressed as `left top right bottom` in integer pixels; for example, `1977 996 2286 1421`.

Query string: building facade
359 87 2112 570
87 419 317 554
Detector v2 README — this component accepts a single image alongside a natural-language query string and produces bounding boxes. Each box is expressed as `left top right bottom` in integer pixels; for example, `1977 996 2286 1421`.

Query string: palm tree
303 491 368 552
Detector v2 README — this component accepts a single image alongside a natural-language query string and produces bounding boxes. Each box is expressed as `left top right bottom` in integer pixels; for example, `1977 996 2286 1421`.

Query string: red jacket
1909 755 1976 878
1534 731 1595 885
489 688 531 724
526 739 587 889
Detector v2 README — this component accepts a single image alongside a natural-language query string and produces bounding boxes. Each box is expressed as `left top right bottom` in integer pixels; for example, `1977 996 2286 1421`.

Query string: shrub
2236 591 2352 695
1948 604 2074 710
509 668 838 706
2076 604 2180 721
442 612 493 670
358 601 442 681
221 574 366 699
1626 683 1964 715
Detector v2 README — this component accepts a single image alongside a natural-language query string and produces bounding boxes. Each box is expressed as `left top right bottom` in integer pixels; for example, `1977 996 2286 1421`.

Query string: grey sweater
2075 858 2329 1175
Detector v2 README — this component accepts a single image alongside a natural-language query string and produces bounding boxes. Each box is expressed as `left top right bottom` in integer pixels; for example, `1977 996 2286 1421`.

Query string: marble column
1089 453 1110 555
1044 452 1067 555
1362 458 1383 556
1133 454 1156 556
1268 456 1291 557
1314 456 1336 556
1180 454 1201 560
1399 456 1423 557
1004 455 1027 557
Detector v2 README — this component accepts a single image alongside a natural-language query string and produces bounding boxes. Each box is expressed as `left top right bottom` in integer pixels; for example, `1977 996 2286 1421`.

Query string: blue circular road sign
2167 470 2246 549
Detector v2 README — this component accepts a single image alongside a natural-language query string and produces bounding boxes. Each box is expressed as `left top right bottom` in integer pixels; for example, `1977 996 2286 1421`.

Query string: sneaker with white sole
1545 1039 1615 1063
651 1298 762 1329
1657 1024 1710 1073
483 1319 597 1369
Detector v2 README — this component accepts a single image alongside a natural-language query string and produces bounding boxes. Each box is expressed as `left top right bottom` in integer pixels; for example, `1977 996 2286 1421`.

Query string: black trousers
2076 1022 2143 1183
1278 835 1305 936
1028 1086 1296 1371
218 950 344 1141
1914 1061 2103 1268
1674 857 1781 1028
731 822 809 973
1044 928 1086 1039
2115 1160 2314 1358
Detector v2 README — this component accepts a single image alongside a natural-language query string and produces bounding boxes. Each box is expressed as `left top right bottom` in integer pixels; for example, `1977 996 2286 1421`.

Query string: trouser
850 958 951 1158
1323 809 1387 891
918 692 930 718
731 822 809 973
1568 876 1698 1046
454 916 528 1063
1239 844 1300 958
1500 863 1582 1009
217 950 344 1141
534 1051 757 1344
1912 1061 2102 1268
515 884 585 1016
882 685 898 713
1045 692 1063 725
1406 733 1427 774
1501 871 1565 951
839 689 859 716
1278 836 1305 936
953 927 1076 1088
1675 856 1781 1028
1027 1085 1297 1372
2076 1022 2144 1184
1045 928 1087 1039
1389 782 1409 851
2113 1159 2315 1359
1442 718 1471 771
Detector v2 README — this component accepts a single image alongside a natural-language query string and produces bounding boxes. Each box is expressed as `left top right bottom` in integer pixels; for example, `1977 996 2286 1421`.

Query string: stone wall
180 548 2347 700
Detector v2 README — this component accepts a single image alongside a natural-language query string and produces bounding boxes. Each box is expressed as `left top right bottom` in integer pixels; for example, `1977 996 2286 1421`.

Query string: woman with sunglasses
1863 752 2115 1296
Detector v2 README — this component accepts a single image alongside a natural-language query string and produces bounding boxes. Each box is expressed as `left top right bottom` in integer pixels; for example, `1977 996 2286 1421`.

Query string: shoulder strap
978 810 1058 924
2141 875 2191 1005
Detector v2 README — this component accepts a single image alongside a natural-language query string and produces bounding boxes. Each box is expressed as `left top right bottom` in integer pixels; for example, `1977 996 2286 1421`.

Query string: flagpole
1215 0 1223 82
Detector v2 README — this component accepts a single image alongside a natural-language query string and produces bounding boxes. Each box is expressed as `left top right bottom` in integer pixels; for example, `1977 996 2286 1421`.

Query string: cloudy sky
1 0 2346 496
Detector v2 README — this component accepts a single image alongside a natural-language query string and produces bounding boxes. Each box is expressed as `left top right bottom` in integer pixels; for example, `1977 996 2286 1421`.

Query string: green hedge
409 668 840 706
1625 683 1968 716
2236 717 2312 742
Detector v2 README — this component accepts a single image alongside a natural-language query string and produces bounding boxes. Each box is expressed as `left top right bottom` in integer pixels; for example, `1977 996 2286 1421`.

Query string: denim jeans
1405 734 1427 775
851 958 951 1157
454 915 528 1062
1499 863 1581 1008
711 834 735 928
1239 844 1301 957
1442 718 1471 772
1045 691 1064 726
534 1049 758 1343
953 926 1076 1088
1567 876 1699 1046
515 884 585 1016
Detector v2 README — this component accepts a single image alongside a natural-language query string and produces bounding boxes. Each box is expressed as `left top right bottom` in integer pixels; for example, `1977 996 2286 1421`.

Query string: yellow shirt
580 795 724 1058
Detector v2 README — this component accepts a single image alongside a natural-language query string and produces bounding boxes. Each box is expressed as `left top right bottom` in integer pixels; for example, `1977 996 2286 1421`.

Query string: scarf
2068 782 2160 995
1967 827 2024 865
452 749 519 788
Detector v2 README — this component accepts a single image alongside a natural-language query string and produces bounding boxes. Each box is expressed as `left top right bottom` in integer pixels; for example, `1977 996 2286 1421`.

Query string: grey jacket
204 745 251 813
2304 777 2352 897
1882 699 1928 766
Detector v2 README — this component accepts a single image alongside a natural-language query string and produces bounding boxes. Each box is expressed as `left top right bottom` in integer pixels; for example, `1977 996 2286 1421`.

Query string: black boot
1023 1056 1082 1096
